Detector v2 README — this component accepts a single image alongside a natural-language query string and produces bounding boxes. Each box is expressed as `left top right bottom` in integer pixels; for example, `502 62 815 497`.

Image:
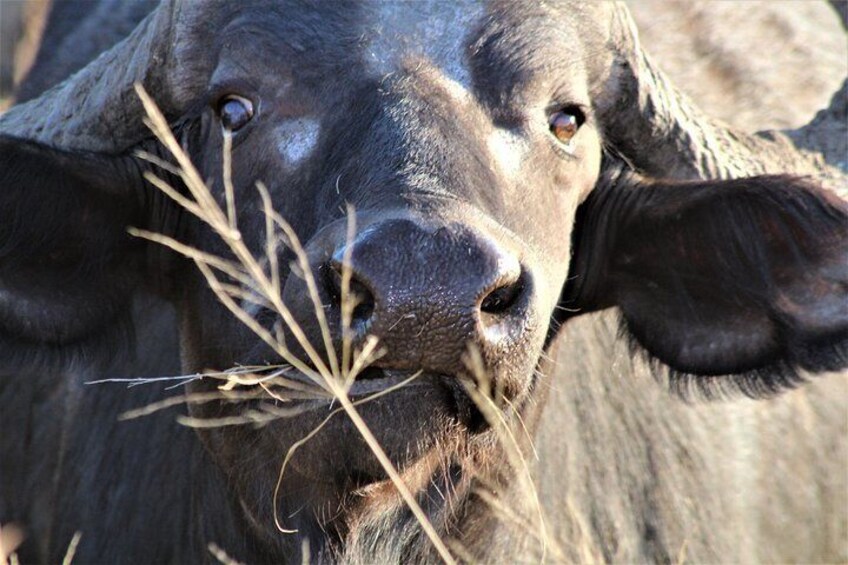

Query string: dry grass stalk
129 79 590 565
121 81 592 564
60 532 81 565
208 542 245 565
131 83 456 564
0 523 23 565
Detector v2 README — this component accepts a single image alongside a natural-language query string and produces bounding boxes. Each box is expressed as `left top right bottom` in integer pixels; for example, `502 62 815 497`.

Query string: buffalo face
170 3 606 526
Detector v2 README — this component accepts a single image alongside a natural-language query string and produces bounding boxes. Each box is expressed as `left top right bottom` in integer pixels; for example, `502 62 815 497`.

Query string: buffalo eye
217 95 254 131
548 107 584 146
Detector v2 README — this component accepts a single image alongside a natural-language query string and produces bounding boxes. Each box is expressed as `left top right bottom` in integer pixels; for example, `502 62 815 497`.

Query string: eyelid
207 78 260 109
217 94 254 114
545 101 589 123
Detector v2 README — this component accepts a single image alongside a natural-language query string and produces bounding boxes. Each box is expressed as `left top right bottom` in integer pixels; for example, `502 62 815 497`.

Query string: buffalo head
1 0 846 560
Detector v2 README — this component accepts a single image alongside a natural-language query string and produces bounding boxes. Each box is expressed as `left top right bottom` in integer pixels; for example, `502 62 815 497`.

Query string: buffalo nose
322 250 524 331
321 219 528 373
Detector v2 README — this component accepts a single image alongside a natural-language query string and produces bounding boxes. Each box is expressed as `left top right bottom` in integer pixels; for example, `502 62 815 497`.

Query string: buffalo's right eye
217 95 254 131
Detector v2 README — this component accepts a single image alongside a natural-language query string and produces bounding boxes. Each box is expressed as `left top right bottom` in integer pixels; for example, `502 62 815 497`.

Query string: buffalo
1 1 846 563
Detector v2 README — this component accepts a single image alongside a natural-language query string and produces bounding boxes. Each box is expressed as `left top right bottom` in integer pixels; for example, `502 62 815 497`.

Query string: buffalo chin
187 369 488 533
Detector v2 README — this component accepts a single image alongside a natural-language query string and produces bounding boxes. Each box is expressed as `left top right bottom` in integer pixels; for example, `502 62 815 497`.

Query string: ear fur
561 167 848 398
0 135 146 354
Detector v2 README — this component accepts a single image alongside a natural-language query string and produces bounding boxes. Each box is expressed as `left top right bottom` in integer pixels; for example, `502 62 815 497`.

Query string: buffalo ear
562 171 848 397
0 135 146 352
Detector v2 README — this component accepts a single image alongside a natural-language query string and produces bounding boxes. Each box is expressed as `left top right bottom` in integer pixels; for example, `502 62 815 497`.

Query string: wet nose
318 219 528 372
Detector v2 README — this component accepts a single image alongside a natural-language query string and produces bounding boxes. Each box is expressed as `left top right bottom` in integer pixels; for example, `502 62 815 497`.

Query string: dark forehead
209 0 597 96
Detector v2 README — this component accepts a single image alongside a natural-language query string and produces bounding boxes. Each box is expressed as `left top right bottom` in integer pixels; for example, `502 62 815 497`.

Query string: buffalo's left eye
217 95 254 131
548 107 584 146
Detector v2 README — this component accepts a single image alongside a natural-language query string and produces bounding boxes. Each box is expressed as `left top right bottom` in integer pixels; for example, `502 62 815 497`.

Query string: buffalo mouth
353 367 488 431
266 366 487 432
345 367 433 396
249 367 482 484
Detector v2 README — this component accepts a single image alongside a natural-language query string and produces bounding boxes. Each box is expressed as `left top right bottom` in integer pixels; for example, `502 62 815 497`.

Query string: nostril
350 279 375 324
480 275 524 315
323 263 376 328
323 265 343 303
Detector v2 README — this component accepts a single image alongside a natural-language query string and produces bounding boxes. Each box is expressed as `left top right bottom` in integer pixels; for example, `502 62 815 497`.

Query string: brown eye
217 95 254 131
548 107 584 146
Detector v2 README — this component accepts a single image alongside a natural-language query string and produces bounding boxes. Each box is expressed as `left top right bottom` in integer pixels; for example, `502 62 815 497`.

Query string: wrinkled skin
0 1 846 563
